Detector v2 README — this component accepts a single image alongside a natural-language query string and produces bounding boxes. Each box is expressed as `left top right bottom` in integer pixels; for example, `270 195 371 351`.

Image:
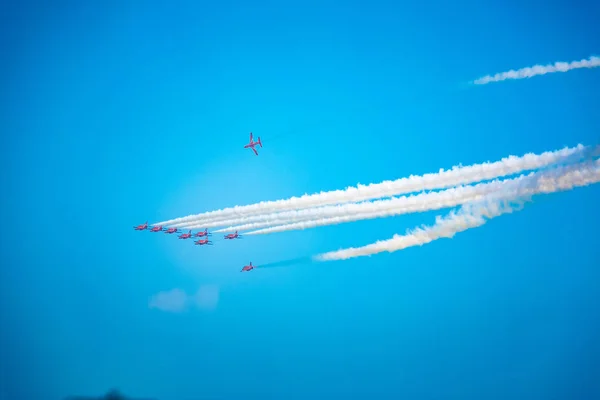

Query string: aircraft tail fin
257 137 262 147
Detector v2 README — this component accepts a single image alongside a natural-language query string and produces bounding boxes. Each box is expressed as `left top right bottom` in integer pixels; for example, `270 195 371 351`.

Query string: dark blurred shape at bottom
64 388 157 400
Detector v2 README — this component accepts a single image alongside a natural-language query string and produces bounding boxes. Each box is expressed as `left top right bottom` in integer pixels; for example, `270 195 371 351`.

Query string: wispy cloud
159 145 588 229
192 284 220 311
314 160 600 261
149 288 189 313
472 55 600 85
149 285 220 313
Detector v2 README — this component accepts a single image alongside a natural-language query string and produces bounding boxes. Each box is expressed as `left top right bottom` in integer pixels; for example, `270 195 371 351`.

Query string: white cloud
148 288 189 313
149 285 220 313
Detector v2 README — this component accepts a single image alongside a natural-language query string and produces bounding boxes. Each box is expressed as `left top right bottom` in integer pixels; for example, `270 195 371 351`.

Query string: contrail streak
156 145 589 228
258 257 313 269
242 159 599 235
313 159 600 261
472 55 600 85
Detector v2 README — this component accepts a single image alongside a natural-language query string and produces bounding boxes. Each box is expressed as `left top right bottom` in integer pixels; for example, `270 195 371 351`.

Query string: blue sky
1 1 599 399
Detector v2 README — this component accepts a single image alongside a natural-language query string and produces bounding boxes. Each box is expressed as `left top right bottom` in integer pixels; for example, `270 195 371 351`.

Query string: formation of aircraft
134 222 224 248
133 129 267 273
244 132 262 155
135 222 258 271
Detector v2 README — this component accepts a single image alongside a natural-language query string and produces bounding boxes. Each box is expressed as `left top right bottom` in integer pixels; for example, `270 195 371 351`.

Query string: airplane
241 262 255 272
244 132 262 156
194 238 213 246
149 225 163 232
223 230 242 240
164 227 179 234
178 230 193 239
193 228 211 237
133 221 148 231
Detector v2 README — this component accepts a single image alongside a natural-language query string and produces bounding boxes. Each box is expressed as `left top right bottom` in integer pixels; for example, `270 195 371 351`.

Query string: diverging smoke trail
313 159 600 261
242 159 599 235
220 174 538 233
157 145 589 228
472 55 600 85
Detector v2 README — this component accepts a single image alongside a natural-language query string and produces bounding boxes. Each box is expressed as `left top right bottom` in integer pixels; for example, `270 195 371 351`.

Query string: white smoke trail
242 159 600 235
219 172 539 234
472 55 600 85
314 159 600 261
156 145 589 228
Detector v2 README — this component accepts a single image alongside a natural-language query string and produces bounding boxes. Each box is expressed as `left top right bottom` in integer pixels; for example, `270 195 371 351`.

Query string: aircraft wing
251 147 258 155
249 132 253 142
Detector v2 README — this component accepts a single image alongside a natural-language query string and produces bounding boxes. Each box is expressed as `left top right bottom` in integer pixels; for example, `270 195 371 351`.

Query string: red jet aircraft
194 238 213 246
244 132 262 156
241 262 255 272
149 225 163 232
194 228 211 237
133 221 148 231
223 230 241 240
178 230 193 239
164 227 179 234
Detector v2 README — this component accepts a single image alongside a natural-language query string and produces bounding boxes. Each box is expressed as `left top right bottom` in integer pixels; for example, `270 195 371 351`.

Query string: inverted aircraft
244 132 262 156
224 230 241 240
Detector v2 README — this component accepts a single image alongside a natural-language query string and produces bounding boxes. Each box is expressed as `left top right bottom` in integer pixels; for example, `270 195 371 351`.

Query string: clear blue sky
1 1 599 399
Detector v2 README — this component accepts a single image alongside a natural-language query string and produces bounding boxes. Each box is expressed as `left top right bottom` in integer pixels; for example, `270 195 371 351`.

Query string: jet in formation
194 238 213 246
178 230 193 239
194 228 211 237
244 132 262 155
224 230 242 240
133 222 148 231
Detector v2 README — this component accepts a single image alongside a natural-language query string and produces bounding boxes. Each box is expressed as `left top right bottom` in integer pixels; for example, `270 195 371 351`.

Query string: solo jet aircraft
194 238 213 246
241 262 255 272
244 132 262 155
224 231 241 240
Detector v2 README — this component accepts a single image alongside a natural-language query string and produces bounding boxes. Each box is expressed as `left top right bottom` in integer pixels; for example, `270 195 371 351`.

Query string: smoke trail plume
472 55 600 85
157 145 588 228
242 159 599 235
314 160 600 261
